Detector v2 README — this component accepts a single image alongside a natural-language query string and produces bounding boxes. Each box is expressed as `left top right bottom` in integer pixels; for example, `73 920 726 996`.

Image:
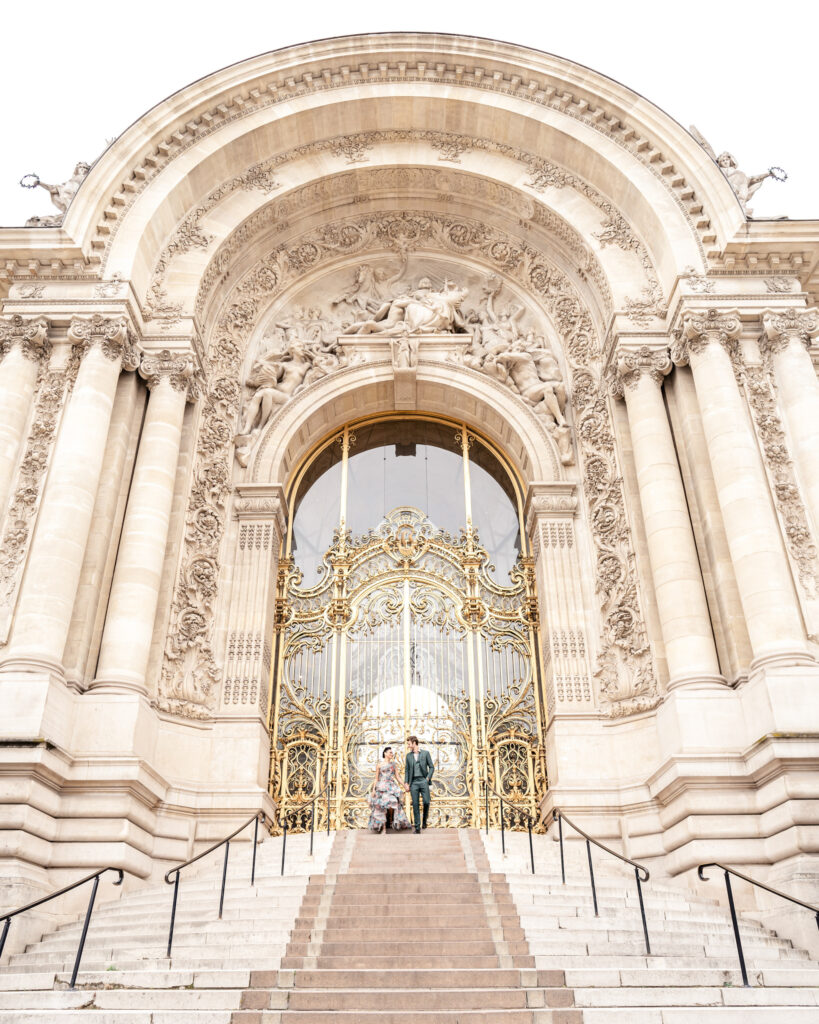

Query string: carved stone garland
0 348 80 636
158 209 657 718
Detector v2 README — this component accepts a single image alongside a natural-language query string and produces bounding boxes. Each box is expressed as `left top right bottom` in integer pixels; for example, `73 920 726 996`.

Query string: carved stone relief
158 208 658 719
0 314 50 363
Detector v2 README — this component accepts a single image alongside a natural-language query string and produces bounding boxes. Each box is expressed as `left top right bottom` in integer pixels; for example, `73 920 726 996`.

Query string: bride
367 747 412 833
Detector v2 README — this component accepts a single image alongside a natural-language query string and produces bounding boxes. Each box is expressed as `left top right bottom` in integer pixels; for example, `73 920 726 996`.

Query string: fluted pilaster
0 315 49 524
0 315 138 672
673 309 810 667
612 343 723 687
93 350 198 694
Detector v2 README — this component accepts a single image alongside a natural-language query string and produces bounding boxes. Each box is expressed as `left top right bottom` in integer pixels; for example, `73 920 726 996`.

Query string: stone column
0 315 138 673
612 344 723 688
674 309 811 667
0 315 49 524
93 351 197 694
761 308 819 534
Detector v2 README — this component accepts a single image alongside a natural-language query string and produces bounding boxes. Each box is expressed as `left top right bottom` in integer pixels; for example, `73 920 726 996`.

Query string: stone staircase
0 824 817 1021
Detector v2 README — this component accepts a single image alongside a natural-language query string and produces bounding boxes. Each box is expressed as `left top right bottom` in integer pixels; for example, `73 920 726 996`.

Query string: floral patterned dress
367 759 412 832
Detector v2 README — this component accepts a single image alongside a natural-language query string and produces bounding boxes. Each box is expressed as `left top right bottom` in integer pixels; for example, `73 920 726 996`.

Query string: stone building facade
1 33 818 939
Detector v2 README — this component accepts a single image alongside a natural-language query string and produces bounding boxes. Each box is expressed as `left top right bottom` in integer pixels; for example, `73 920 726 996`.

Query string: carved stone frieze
139 349 201 399
0 314 50 363
0 349 81 636
760 308 819 355
609 344 672 398
158 208 658 719
67 314 140 369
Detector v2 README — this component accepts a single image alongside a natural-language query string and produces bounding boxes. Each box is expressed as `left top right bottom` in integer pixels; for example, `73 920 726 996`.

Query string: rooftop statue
21 162 91 226
689 126 786 217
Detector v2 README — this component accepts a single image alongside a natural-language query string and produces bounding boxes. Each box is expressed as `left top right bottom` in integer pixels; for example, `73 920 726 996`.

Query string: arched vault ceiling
96 81 724 301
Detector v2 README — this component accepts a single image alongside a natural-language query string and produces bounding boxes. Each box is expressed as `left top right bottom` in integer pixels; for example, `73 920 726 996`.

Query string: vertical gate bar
485 782 489 836
166 874 180 958
528 818 535 875
281 818 288 877
724 871 749 987
586 839 598 917
70 874 100 988
251 815 259 886
310 807 315 857
635 869 651 955
500 796 506 854
218 841 230 919
558 813 565 884
326 758 330 837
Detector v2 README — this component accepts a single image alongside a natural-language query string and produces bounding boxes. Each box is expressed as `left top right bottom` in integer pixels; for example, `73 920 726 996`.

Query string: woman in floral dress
367 747 412 833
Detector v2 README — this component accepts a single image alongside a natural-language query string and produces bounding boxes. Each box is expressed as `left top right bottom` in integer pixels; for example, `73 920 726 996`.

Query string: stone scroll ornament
158 210 658 719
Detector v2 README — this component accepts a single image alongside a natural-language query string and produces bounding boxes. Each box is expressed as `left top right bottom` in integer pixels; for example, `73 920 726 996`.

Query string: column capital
67 314 140 369
139 349 201 401
760 307 819 354
672 308 742 365
0 313 50 363
608 343 672 399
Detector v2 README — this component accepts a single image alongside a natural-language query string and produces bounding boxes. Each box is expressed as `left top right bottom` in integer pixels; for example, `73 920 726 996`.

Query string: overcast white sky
1 0 815 226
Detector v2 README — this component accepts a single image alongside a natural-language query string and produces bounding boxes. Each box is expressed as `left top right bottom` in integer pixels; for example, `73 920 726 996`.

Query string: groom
404 735 434 833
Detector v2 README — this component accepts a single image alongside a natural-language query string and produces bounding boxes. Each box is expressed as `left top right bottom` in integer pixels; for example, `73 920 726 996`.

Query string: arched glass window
289 416 524 582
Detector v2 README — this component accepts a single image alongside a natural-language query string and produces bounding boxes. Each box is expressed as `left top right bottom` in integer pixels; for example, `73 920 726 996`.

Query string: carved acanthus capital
68 314 140 369
0 314 50 362
672 308 742 365
139 349 201 401
761 308 819 355
609 344 672 398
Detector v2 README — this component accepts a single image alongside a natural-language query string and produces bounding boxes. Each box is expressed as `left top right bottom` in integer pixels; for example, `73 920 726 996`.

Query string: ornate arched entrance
271 415 545 830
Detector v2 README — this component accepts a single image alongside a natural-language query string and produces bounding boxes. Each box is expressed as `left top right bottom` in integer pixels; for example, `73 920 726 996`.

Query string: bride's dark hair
382 746 392 758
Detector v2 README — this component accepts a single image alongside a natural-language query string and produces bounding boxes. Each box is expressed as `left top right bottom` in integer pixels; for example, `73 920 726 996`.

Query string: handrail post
528 817 535 875
251 815 259 887
0 917 10 962
69 874 99 989
310 806 315 857
485 782 489 836
281 817 288 877
499 796 505 855
166 874 180 958
557 812 565 885
635 868 651 955
724 869 749 987
218 841 230 919
586 838 598 916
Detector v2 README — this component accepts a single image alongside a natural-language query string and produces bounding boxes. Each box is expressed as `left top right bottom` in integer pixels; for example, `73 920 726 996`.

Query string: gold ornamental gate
269 505 546 830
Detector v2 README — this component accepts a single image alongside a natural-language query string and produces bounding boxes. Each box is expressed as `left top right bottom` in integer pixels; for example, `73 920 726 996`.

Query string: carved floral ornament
760 307 819 355
671 308 742 365
0 314 50 362
609 345 672 398
138 349 201 400
157 206 660 721
66 313 141 370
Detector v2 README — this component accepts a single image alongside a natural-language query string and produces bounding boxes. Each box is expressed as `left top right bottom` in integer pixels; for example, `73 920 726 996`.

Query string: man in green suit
404 735 435 833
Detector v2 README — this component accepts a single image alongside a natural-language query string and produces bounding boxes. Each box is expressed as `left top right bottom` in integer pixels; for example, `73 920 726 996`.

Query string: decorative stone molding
0 314 50 363
67 314 140 370
609 344 672 398
760 308 819 355
139 349 201 400
672 308 742 364
156 206 658 720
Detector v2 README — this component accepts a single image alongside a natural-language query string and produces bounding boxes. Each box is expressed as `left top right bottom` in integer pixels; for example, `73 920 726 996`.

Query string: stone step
578 1012 819 1023
281 955 525 969
0 990 244 1010
572 985 818 1007
287 968 544 988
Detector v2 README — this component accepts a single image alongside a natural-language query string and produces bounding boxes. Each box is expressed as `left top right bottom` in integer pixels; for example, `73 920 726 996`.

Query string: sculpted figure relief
342 278 468 336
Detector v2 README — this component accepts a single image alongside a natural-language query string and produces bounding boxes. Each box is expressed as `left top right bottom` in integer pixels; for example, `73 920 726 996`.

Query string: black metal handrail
483 782 536 874
552 807 651 955
0 867 123 987
698 861 819 988
164 811 269 957
278 783 331 877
